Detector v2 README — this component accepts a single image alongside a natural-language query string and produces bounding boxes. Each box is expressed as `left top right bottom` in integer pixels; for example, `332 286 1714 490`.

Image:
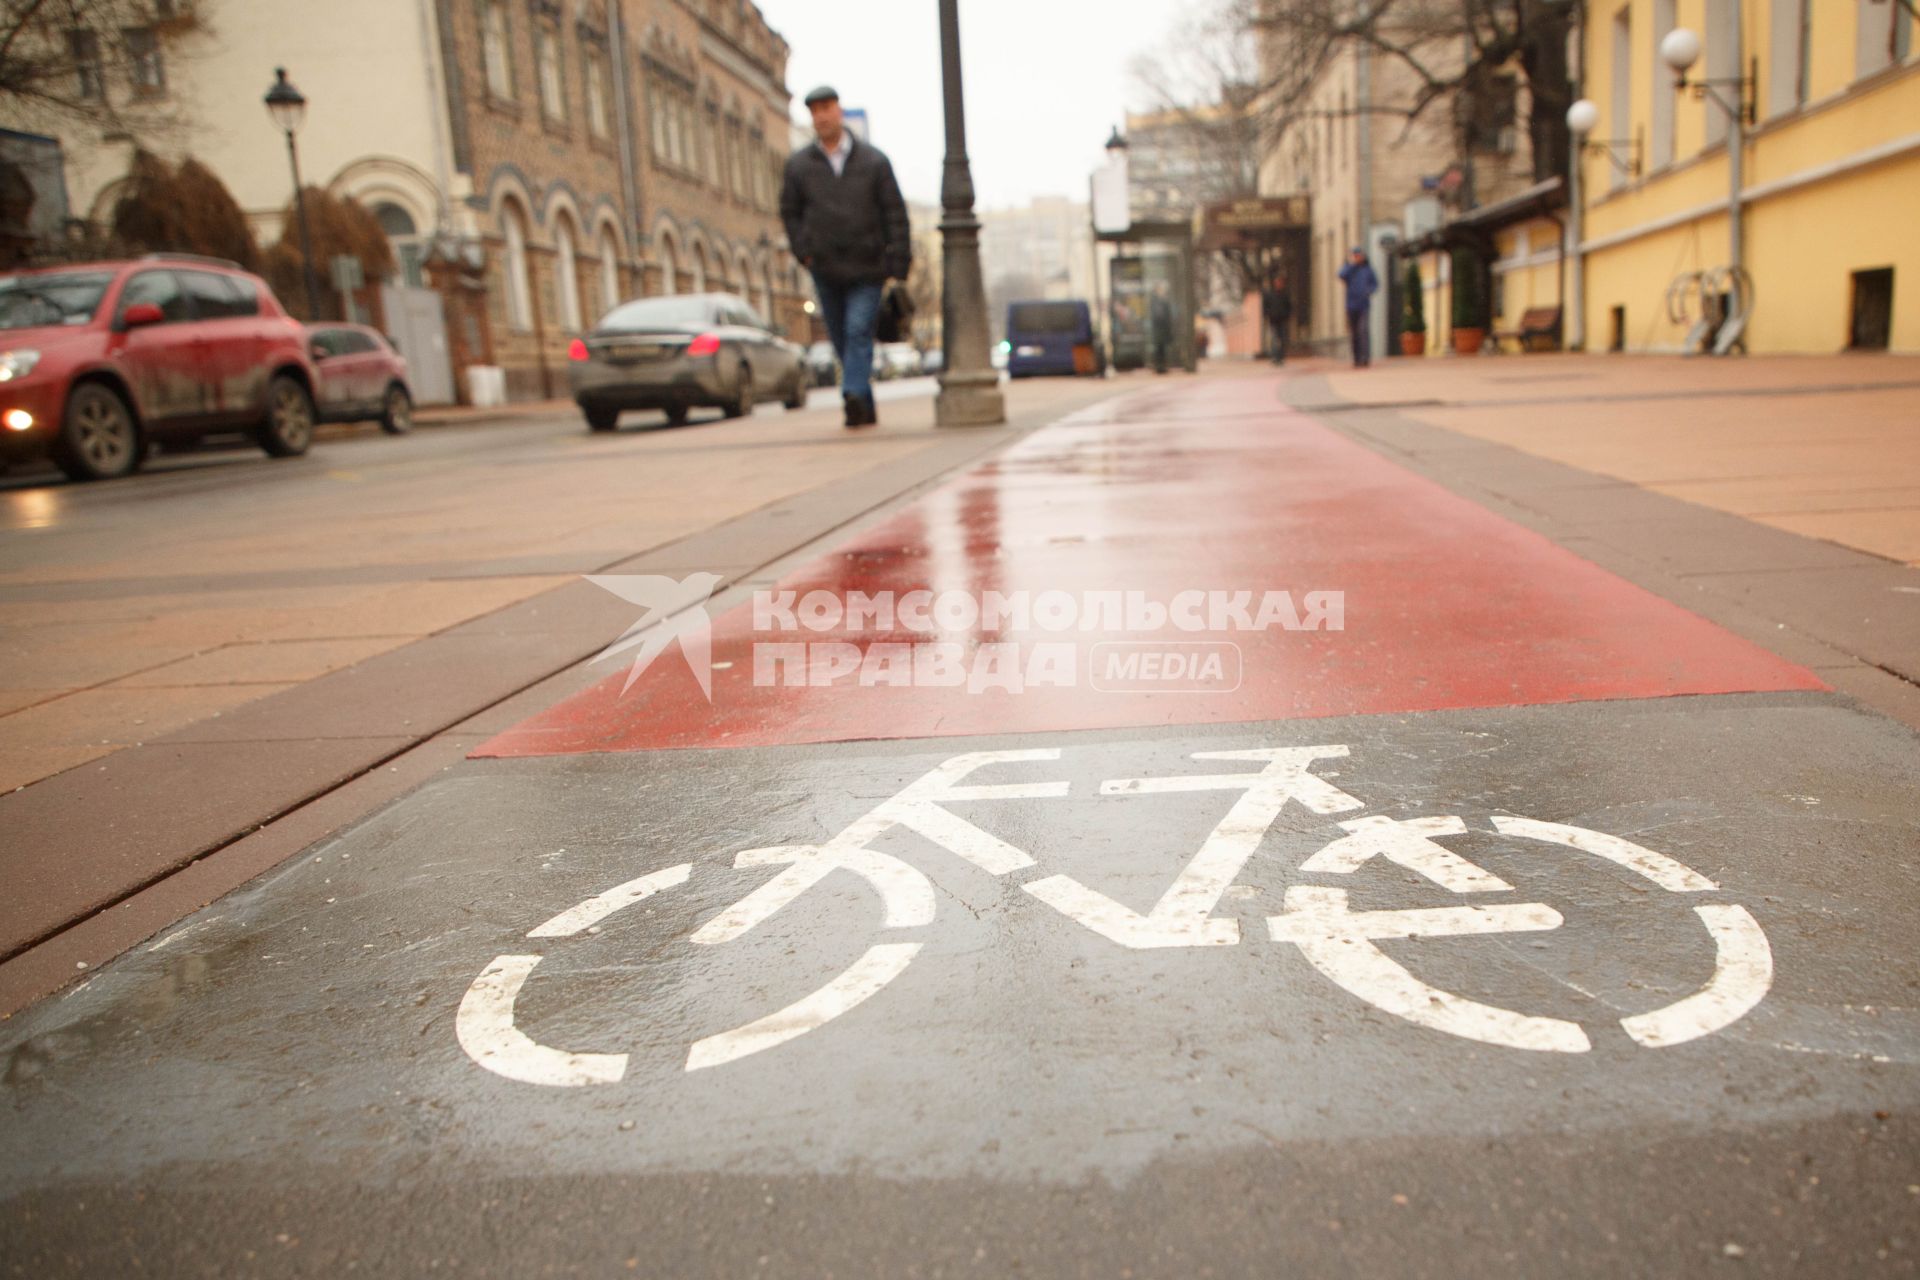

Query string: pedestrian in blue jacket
1338 248 1379 367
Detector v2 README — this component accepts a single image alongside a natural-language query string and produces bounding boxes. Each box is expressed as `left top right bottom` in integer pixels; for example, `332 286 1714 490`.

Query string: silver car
569 292 809 430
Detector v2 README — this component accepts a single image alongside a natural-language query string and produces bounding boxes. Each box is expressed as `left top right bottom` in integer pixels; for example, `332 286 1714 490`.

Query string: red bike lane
7 371 1917 1278
478 373 1822 758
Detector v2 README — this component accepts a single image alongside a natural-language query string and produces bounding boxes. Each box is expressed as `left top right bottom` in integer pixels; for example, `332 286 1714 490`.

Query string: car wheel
379 383 414 435
584 404 620 432
55 382 141 482
664 405 690 427
783 372 809 410
722 363 753 419
256 375 315 457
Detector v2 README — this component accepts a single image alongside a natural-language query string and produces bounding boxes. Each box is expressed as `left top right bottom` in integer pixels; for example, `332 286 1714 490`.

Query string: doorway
1849 268 1893 350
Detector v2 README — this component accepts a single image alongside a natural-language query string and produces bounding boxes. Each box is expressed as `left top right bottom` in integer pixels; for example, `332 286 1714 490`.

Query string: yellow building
1570 0 1917 354
1400 181 1571 358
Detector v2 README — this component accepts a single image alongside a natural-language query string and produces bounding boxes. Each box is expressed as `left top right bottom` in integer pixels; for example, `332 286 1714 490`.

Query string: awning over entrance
1398 177 1565 256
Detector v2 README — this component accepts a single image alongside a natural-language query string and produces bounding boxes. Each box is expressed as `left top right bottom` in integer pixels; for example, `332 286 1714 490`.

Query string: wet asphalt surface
4 692 1917 1276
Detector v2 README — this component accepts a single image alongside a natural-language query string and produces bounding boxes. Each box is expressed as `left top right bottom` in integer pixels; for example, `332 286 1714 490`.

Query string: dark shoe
844 393 877 428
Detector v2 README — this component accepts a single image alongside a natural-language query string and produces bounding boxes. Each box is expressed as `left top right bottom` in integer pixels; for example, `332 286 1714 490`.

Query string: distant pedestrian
1149 282 1175 374
780 85 911 428
1261 271 1293 365
1338 247 1378 368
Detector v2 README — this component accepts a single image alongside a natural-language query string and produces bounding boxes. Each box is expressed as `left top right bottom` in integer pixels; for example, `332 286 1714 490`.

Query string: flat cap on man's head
803 85 839 106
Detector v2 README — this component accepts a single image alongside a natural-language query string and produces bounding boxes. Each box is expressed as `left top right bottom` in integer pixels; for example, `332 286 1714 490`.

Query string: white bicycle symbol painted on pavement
456 745 1773 1086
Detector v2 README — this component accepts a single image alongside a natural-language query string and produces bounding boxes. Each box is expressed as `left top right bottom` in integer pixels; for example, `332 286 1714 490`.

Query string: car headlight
0 349 42 382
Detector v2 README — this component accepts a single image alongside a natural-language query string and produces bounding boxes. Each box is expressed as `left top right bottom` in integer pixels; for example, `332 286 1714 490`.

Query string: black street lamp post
933 0 1004 427
264 67 323 322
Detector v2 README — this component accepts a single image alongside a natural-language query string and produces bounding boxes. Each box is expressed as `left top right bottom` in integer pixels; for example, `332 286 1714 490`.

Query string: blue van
1005 300 1105 378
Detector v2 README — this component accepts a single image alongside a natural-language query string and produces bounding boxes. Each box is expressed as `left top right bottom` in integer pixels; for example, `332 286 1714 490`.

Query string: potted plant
1400 261 1427 356
1451 246 1488 354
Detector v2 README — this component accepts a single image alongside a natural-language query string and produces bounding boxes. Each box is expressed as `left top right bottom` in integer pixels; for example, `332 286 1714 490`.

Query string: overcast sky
753 0 1193 211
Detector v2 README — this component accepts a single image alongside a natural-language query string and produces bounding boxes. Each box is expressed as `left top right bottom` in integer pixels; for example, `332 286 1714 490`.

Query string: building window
1858 0 1913 74
597 228 620 314
375 202 426 288
1767 0 1812 117
536 24 565 124
648 84 666 158
123 27 164 97
704 102 721 184
554 217 582 332
1650 0 1675 167
1609 6 1631 188
481 0 513 101
584 50 609 139
68 29 103 100
502 204 532 333
657 236 679 295
1704 0 1736 147
1464 72 1519 154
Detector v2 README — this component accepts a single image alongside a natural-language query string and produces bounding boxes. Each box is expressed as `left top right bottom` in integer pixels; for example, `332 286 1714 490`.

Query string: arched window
481 0 514 100
597 226 620 314
374 201 424 287
536 22 565 124
501 201 532 332
688 242 707 293
553 215 582 332
657 234 679 295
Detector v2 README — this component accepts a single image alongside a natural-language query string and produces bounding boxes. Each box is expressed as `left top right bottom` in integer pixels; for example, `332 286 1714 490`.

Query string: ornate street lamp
1564 97 1643 178
264 67 323 321
1660 26 1758 335
933 0 1004 427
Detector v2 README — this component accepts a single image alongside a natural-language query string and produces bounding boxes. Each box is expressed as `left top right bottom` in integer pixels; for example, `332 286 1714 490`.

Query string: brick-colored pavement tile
115 637 418 687
0 683 294 752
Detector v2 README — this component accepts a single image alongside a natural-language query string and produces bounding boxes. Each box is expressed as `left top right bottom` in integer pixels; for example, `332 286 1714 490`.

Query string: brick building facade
445 0 803 400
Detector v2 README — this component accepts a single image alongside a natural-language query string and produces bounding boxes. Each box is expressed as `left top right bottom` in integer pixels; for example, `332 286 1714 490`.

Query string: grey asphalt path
4 693 1916 1276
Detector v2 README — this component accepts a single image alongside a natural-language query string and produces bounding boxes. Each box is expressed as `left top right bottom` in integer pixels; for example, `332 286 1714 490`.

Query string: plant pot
1452 327 1486 355
1400 331 1427 356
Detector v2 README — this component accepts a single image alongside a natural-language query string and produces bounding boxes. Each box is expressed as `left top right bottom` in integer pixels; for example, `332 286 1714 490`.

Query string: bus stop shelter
1096 219 1200 373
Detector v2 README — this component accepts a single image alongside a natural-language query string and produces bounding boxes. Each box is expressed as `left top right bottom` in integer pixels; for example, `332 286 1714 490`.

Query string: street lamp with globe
1561 96 1646 353
1659 27 1703 77
1657 24 1758 337
1563 96 1641 178
264 67 323 321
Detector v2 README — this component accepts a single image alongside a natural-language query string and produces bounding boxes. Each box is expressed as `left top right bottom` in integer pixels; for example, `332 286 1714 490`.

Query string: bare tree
1 0 206 137
1129 3 1266 203
1244 0 1572 185
1130 5 1277 300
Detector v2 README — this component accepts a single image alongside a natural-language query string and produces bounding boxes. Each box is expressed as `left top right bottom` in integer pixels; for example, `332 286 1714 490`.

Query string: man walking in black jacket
779 86 911 428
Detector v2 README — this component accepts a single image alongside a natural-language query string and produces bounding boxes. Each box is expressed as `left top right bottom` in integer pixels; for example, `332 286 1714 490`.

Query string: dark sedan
568 293 809 431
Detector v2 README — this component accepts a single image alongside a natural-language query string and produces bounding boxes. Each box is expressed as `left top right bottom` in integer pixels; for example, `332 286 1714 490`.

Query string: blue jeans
812 276 883 399
1347 307 1371 366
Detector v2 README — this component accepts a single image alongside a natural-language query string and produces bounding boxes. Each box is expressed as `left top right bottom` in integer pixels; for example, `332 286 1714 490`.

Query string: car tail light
567 338 590 362
686 332 721 357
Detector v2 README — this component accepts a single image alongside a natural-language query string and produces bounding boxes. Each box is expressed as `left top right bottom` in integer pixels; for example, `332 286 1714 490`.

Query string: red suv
0 254 318 481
